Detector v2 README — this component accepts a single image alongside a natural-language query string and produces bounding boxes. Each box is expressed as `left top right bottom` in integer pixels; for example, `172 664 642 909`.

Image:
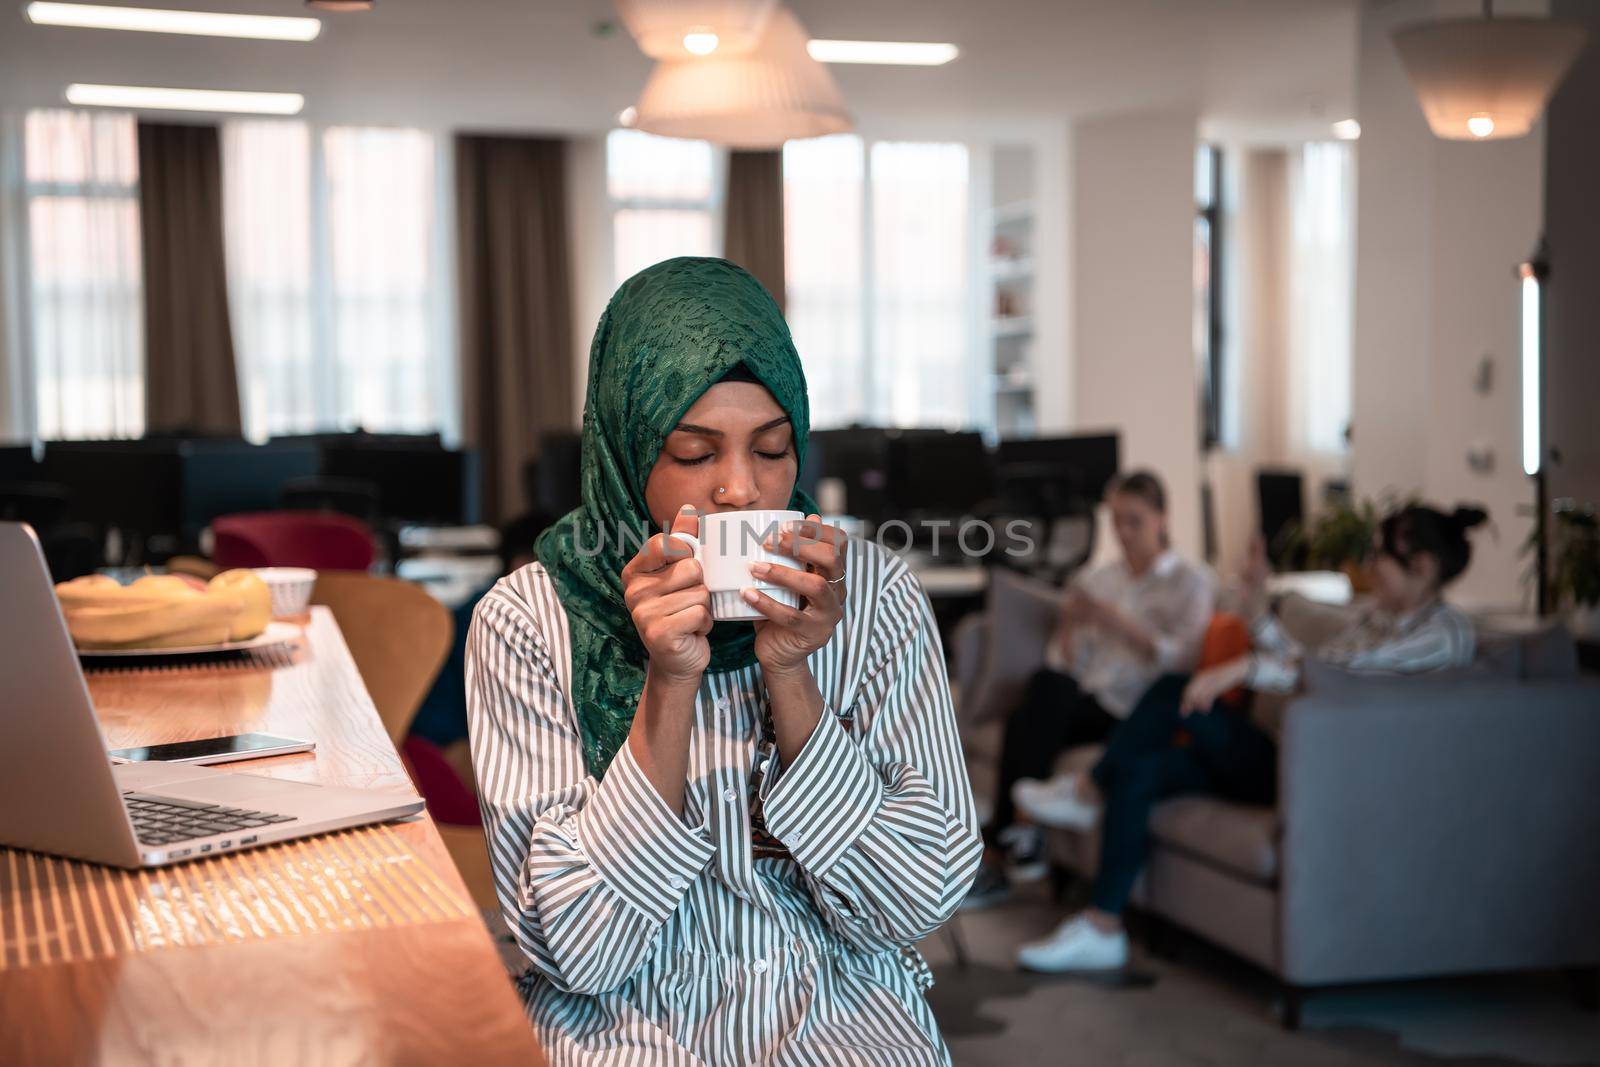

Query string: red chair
212 510 376 571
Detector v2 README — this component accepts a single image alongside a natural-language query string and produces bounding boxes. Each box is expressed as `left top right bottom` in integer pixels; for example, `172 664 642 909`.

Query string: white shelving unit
985 146 1038 437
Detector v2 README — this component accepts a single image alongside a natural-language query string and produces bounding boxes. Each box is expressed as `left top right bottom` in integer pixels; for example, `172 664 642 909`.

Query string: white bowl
252 567 318 618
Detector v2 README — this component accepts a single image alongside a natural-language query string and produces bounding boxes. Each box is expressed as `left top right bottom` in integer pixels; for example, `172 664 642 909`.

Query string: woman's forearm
1098 602 1158 660
627 666 700 817
763 663 824 768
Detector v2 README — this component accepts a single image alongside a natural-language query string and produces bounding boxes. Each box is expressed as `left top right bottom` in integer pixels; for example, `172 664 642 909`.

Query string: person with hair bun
1012 501 1488 974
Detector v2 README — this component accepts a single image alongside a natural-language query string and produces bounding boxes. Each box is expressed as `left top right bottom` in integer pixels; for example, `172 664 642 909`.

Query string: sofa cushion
1050 743 1280 885
1148 797 1280 885
1275 592 1358 649
1473 617 1579 681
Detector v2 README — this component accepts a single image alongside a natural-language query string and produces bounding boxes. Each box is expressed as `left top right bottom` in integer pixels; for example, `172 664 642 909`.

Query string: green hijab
535 257 819 778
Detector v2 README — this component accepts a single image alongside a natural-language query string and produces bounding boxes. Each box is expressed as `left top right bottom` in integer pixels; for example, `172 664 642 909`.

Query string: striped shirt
465 536 982 1066
1244 598 1477 693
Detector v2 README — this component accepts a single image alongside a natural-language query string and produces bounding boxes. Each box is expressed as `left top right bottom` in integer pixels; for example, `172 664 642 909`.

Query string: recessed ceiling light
65 84 305 115
1332 118 1361 140
806 40 959 66
26 2 321 41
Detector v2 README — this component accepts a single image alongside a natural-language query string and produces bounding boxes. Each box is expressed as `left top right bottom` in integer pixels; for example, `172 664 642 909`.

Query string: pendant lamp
631 5 852 148
614 0 777 59
1393 3 1587 141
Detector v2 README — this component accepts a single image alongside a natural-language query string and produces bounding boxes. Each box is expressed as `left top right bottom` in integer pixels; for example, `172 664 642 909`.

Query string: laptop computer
0 521 425 869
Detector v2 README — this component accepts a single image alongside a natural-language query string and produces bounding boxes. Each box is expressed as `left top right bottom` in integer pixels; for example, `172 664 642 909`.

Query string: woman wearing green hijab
466 257 980 1065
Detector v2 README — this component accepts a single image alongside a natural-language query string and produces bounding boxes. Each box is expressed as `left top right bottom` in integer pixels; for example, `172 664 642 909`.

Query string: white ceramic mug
668 509 805 622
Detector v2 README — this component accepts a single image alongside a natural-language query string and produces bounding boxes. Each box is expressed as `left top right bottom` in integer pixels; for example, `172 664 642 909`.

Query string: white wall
1070 110 1202 559
1351 0 1546 610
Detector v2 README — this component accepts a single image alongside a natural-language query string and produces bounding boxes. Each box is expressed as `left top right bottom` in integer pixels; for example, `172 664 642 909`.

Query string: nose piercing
715 486 726 497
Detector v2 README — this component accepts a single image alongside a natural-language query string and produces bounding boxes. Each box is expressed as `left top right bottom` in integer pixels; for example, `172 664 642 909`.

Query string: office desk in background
0 609 543 1066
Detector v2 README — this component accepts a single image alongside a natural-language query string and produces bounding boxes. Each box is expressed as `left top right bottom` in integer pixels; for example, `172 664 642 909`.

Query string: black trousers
1088 673 1277 915
984 667 1117 846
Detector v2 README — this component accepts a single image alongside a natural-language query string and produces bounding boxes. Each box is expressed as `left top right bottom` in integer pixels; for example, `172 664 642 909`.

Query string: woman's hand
742 514 848 676
1179 657 1250 716
1070 587 1161 661
622 505 714 683
1059 586 1098 626
1241 534 1271 620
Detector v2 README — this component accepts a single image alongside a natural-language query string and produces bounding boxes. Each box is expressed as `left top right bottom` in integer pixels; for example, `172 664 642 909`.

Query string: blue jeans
1087 674 1277 915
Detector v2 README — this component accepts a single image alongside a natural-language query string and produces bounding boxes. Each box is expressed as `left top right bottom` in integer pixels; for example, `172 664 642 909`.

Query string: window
1194 143 1223 451
223 121 451 441
1286 141 1354 456
606 129 718 289
781 134 863 427
784 135 970 428
20 109 144 440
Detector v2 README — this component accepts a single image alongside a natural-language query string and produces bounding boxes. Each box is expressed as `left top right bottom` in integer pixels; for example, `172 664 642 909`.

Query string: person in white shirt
965 471 1214 909
1012 502 1487 973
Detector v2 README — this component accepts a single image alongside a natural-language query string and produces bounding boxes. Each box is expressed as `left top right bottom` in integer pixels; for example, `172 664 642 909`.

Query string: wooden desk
0 609 543 1066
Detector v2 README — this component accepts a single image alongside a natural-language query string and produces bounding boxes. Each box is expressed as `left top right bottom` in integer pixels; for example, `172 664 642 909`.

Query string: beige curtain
136 121 242 436
455 134 575 524
723 149 786 313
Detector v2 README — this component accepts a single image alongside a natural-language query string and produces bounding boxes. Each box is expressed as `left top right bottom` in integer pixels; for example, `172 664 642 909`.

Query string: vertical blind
607 129 717 290
223 120 452 442
20 109 144 440
784 135 971 429
1287 141 1355 457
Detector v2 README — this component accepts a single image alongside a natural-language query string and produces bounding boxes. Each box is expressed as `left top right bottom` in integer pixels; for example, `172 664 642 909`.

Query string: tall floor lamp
1520 239 1549 616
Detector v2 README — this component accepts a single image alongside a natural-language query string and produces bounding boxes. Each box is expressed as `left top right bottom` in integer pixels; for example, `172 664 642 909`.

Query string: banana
55 572 271 649
208 570 272 641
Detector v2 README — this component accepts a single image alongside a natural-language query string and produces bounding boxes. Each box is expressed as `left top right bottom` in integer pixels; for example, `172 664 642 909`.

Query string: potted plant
1283 496 1384 593
1549 501 1600 636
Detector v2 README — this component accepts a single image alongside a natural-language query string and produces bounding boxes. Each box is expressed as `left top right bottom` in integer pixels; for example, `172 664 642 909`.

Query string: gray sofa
952 567 1600 1026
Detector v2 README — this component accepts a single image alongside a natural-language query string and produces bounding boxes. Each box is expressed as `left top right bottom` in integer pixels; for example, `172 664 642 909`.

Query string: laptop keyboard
124 793 296 849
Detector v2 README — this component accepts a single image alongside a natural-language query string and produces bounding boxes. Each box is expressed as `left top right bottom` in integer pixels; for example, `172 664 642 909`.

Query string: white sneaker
1012 774 1101 831
1016 914 1129 973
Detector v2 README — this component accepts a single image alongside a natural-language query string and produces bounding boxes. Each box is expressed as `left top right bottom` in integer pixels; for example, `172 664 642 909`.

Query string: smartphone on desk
108 733 315 766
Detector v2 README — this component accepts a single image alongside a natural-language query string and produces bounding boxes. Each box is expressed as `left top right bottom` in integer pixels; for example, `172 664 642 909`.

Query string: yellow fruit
209 569 272 641
54 571 265 649
129 574 202 600
62 592 239 649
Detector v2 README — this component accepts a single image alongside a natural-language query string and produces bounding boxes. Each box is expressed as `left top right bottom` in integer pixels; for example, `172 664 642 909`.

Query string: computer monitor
180 441 321 543
43 438 326 554
885 429 992 517
799 427 892 524
271 430 444 450
41 440 187 549
528 431 582 518
321 444 481 526
1257 468 1305 567
992 433 1120 516
0 444 41 485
